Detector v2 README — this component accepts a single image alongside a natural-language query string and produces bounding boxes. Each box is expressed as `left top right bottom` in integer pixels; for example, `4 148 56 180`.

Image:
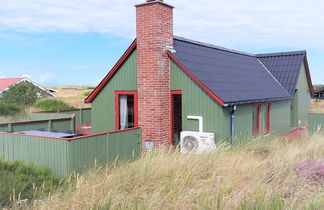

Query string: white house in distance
0 77 55 97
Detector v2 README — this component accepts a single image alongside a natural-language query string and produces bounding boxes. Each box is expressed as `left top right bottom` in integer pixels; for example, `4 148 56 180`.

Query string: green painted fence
34 108 91 125
308 113 324 134
31 112 73 120
0 115 75 133
0 128 141 176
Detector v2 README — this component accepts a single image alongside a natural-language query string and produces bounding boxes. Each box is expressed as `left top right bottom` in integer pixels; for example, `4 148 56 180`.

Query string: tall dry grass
21 134 324 209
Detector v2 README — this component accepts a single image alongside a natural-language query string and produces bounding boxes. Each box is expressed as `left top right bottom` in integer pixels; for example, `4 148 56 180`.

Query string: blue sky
0 0 323 86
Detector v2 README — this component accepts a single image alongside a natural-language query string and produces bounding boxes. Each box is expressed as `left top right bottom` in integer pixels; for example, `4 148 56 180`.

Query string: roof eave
303 55 315 97
226 96 291 106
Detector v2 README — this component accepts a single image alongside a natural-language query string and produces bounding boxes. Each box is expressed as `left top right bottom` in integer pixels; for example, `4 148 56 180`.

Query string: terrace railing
0 113 75 133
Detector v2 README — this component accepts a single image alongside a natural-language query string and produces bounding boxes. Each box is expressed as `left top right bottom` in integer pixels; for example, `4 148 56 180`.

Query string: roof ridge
256 51 306 57
257 58 291 96
173 35 255 57
174 36 307 59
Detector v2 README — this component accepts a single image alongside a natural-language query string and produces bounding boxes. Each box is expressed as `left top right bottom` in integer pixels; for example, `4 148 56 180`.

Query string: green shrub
0 159 63 208
0 103 21 116
0 82 39 106
82 90 92 97
33 98 75 111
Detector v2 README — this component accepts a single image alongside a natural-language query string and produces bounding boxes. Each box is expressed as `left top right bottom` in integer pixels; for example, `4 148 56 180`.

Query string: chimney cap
135 0 173 8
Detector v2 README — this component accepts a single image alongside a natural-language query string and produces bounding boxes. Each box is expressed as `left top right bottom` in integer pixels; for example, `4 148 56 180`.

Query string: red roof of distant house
0 78 23 92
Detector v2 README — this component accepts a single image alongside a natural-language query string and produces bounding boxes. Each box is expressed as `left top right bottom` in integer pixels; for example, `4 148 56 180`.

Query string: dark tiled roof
257 51 305 95
172 36 291 105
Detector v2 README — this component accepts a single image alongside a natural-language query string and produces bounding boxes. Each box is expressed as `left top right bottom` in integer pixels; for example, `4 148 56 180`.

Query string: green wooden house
85 0 314 148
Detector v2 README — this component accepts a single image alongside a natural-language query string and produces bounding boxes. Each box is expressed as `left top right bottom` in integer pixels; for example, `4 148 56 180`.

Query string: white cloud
35 72 55 83
0 0 324 84
0 0 324 51
0 59 107 86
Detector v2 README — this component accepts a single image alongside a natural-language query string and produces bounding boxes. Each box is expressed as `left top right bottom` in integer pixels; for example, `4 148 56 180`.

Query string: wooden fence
0 114 75 133
0 128 141 176
34 108 91 125
308 113 324 134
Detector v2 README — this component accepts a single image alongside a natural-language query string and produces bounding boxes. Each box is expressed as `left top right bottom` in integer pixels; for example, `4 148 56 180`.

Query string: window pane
127 95 134 128
119 94 135 130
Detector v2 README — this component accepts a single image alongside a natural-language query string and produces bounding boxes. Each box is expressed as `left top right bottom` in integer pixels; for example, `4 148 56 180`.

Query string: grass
311 99 324 113
33 98 75 111
22 134 324 209
48 86 92 109
0 107 33 123
0 159 73 208
0 102 21 116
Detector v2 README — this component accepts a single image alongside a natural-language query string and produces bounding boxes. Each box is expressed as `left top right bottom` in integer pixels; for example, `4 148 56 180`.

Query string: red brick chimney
135 0 174 148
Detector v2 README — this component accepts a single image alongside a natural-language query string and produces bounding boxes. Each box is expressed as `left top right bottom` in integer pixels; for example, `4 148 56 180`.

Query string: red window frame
264 104 271 135
252 104 261 138
170 90 182 145
115 91 138 130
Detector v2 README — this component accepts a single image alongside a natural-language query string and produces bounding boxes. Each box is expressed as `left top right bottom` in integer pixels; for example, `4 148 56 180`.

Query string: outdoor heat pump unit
180 116 215 154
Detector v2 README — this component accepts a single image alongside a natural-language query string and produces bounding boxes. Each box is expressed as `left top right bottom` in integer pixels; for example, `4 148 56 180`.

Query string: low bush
82 90 92 97
0 102 21 116
0 82 39 106
0 159 65 208
33 98 75 111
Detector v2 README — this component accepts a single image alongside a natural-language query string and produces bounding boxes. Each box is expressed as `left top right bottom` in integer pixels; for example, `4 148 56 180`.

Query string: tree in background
0 82 39 106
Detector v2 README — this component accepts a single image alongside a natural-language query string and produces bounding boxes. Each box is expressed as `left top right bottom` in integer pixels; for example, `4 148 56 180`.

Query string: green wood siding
170 60 231 142
296 63 311 127
235 105 253 139
232 100 291 140
92 51 137 133
170 59 292 142
270 100 291 135
290 91 298 128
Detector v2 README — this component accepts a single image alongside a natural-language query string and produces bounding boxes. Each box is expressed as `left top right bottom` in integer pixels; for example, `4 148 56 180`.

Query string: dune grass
19 134 324 210
311 99 324 114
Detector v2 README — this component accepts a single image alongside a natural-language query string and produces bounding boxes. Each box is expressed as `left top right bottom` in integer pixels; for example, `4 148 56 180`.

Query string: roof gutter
225 96 291 106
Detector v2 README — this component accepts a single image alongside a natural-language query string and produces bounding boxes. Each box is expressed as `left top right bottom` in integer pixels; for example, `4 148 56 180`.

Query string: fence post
71 116 76 132
48 120 52 131
7 123 12 132
80 108 83 124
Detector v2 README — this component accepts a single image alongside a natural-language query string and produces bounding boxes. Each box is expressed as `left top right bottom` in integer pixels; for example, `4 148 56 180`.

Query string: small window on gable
115 91 138 130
